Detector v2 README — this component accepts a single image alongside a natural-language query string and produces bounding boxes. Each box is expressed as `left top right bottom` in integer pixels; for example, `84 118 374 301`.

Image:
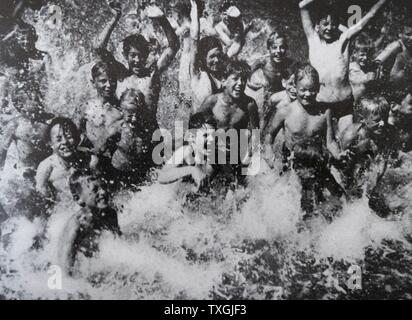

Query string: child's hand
107 0 122 16
146 5 164 19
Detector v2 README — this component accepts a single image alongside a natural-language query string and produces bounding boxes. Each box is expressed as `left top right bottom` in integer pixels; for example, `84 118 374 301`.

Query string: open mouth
59 145 73 155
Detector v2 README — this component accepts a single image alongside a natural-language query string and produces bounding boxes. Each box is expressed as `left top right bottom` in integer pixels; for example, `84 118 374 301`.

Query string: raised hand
107 0 122 16
146 4 164 19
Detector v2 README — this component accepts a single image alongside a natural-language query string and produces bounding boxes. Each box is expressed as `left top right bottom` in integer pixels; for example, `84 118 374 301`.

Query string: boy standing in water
62 172 121 274
95 1 179 129
80 61 123 157
300 0 389 131
264 64 345 217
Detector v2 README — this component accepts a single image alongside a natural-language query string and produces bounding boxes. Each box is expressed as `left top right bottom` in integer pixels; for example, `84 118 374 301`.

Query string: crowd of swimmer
0 0 412 274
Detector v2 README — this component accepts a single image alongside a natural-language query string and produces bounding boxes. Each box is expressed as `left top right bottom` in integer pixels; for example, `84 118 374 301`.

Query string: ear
282 79 287 89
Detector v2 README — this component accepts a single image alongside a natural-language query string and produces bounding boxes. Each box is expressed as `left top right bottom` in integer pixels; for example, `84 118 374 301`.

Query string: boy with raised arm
349 33 403 102
187 0 227 113
94 1 179 124
299 0 389 131
214 1 254 58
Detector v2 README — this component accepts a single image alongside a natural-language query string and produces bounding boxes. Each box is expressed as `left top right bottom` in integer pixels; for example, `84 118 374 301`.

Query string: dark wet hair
292 143 327 169
123 34 150 59
223 59 251 81
267 31 288 49
91 60 117 81
46 117 81 146
313 3 341 25
198 36 223 70
294 63 320 87
189 112 217 130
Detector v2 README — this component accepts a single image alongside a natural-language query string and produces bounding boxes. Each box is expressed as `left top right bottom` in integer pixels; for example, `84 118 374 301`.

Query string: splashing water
1 0 412 300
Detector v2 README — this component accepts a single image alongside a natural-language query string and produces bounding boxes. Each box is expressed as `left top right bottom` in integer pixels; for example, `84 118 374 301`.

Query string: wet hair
313 3 341 26
353 32 374 53
46 117 81 146
267 31 288 50
198 36 223 70
123 34 150 59
91 60 117 81
120 88 145 109
223 59 251 81
294 63 320 87
189 112 217 130
354 95 390 123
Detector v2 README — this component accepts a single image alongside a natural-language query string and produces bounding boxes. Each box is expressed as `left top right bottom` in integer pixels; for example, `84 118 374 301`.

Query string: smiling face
269 37 287 64
49 123 77 160
126 46 148 75
354 48 373 69
93 71 117 101
80 177 109 210
296 76 319 108
121 99 139 125
225 72 246 100
205 47 223 75
317 15 339 43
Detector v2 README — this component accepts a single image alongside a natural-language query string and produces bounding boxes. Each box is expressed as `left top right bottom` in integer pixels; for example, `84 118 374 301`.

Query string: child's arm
263 106 287 165
299 0 316 38
0 121 16 173
158 146 195 184
189 0 201 77
147 6 180 74
375 40 403 64
93 1 122 50
35 158 53 198
345 0 388 40
326 109 343 159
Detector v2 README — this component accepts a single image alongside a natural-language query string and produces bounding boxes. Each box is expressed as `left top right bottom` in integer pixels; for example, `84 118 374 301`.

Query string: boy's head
352 33 374 68
120 89 145 125
46 117 80 160
355 96 390 136
198 36 224 75
69 172 109 210
294 63 320 107
123 34 150 74
292 144 326 180
91 61 117 100
388 91 412 126
267 31 288 64
219 0 241 26
223 59 251 100
314 5 341 43
188 112 217 159
400 20 412 51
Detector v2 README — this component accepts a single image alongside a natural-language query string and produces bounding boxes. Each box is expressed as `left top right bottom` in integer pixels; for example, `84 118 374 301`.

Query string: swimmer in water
300 0 389 132
214 0 255 58
349 32 403 102
264 63 345 217
158 112 216 191
246 30 295 120
187 0 227 113
36 117 98 203
61 172 121 274
110 88 154 189
94 1 179 131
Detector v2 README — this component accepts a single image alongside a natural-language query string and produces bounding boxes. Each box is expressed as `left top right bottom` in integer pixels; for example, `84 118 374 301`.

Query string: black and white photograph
0 0 411 301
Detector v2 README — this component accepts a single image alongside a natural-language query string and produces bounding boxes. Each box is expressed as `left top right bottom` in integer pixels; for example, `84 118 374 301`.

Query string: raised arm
93 1 122 50
189 0 201 77
346 0 388 40
147 6 180 74
299 0 316 38
375 40 403 64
